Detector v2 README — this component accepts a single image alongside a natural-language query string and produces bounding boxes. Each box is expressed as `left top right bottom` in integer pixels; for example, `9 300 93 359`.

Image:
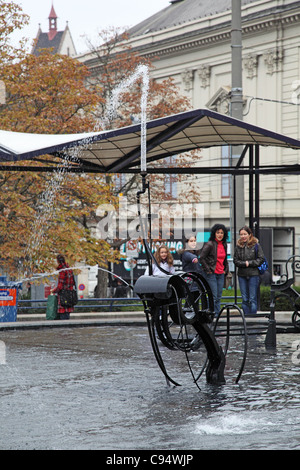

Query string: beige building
78 0 300 275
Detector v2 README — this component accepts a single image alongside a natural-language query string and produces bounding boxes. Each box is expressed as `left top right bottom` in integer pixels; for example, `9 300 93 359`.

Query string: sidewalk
0 310 294 331
0 311 147 330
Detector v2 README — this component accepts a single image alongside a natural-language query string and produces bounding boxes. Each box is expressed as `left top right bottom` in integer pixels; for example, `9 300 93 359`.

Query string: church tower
48 4 58 41
31 3 76 57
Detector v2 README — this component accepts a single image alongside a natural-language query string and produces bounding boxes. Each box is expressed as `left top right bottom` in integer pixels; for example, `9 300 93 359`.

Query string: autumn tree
0 50 119 279
0 0 29 64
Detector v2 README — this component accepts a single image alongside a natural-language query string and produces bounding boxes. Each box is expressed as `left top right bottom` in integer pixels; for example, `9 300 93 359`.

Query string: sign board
125 240 139 258
0 289 17 306
44 286 51 298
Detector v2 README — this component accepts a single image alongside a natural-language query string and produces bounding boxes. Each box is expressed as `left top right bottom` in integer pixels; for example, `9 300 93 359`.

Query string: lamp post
231 0 245 250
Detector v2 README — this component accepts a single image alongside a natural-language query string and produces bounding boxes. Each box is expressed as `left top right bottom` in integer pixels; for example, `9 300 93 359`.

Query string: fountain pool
0 325 300 450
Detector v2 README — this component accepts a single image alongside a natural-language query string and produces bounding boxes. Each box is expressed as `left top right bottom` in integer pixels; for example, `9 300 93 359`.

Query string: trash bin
0 276 21 322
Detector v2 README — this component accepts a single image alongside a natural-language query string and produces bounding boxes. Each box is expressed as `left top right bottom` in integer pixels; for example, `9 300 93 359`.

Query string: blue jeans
202 272 224 315
238 275 260 315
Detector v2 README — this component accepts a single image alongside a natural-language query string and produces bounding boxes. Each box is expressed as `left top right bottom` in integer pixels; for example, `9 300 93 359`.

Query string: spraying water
105 64 149 172
19 151 80 280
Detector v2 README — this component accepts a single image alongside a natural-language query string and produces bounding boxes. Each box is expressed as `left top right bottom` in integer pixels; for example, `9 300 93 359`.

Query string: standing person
50 255 76 319
145 244 176 276
178 234 202 317
200 224 229 316
179 234 202 274
233 226 265 315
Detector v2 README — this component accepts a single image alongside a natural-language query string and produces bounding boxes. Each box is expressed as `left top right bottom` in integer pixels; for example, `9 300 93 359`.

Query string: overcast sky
13 0 171 54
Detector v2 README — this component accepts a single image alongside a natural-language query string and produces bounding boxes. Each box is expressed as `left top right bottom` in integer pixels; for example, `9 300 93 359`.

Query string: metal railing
17 297 144 313
17 295 242 314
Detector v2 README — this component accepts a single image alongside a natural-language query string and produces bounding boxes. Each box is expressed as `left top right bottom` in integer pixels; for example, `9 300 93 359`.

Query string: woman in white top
145 244 176 276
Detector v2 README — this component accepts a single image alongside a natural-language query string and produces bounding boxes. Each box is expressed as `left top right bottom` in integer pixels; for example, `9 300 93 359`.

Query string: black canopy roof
1 108 300 174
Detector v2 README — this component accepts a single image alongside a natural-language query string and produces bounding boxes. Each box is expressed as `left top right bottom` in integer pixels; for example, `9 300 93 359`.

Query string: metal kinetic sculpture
133 175 247 388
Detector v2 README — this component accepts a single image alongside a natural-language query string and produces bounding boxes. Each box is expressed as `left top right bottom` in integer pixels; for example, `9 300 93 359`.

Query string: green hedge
259 285 300 311
222 286 300 311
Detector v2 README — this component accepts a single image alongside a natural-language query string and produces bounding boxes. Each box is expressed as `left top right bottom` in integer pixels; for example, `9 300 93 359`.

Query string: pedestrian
177 234 203 315
113 279 128 297
199 224 229 316
233 225 265 315
179 234 202 274
50 254 76 319
145 244 176 276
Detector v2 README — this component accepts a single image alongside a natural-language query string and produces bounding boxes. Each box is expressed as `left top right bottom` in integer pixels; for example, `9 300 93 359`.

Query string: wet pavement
0 323 299 450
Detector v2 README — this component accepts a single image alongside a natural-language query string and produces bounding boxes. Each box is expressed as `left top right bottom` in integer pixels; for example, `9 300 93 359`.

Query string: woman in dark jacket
233 226 265 315
178 234 202 316
200 224 229 316
179 234 202 274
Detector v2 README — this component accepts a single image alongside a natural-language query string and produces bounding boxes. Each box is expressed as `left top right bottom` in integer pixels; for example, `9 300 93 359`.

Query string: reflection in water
0 326 299 450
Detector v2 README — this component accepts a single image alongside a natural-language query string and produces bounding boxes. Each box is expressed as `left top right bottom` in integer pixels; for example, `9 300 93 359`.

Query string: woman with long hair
145 244 176 276
200 224 229 316
233 226 265 315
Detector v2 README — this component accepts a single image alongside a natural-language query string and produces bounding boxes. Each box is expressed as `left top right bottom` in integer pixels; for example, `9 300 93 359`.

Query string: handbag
255 244 268 274
59 271 78 308
59 288 78 308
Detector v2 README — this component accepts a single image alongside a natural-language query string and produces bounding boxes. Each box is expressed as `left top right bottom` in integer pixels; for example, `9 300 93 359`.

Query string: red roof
48 4 57 19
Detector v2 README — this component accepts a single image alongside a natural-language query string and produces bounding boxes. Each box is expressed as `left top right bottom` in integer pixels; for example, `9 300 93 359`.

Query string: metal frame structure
1 108 300 249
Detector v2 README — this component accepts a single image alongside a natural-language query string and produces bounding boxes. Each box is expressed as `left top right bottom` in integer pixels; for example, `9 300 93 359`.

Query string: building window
221 146 230 198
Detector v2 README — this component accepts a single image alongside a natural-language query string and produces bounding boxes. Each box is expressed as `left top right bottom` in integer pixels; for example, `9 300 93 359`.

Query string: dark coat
179 249 202 274
233 239 265 277
52 263 75 313
200 240 229 275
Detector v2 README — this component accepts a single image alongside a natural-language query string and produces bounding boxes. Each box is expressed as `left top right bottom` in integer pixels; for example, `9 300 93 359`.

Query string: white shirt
144 261 176 276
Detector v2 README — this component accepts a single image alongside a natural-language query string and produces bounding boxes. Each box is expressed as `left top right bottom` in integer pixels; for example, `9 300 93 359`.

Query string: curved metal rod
143 300 181 387
292 310 300 330
167 283 202 390
179 271 215 316
149 283 205 389
213 304 248 384
176 309 202 392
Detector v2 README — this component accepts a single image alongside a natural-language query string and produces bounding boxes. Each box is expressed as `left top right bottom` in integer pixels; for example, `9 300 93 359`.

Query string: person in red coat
51 255 75 319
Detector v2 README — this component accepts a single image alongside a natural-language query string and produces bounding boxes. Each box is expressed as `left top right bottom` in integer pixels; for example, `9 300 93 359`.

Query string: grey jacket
233 241 265 277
